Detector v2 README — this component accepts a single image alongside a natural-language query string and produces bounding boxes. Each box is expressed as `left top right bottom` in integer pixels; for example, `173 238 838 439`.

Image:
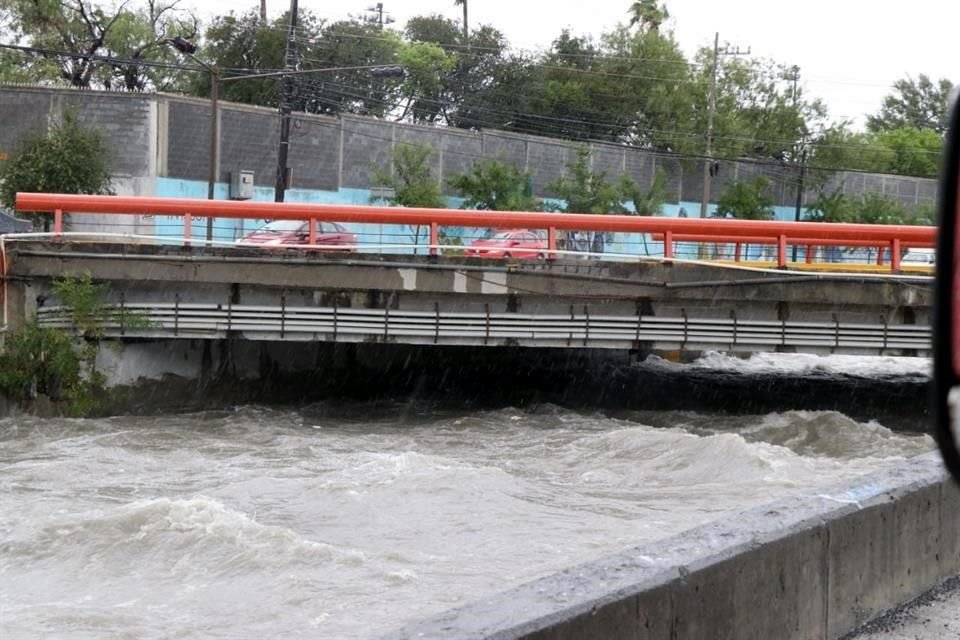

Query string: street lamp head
369 66 405 79
168 36 198 55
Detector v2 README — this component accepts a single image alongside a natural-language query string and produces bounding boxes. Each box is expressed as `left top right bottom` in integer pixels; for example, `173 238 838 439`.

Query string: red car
237 220 357 251
466 229 547 259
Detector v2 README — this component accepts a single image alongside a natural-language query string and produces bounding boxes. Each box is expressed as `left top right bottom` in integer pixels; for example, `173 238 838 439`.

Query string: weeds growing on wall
0 272 150 415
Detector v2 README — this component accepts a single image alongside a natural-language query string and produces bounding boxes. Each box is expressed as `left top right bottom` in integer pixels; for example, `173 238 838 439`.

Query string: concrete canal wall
387 451 959 640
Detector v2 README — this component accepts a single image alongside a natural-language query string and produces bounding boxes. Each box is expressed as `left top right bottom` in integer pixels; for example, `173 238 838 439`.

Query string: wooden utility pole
699 33 750 219
260 0 266 22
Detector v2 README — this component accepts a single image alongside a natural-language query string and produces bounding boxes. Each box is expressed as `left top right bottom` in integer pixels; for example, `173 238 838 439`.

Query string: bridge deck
2 239 933 357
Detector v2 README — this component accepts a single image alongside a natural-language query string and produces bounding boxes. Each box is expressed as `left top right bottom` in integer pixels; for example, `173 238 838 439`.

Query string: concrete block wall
0 87 53 158
387 452 960 640
0 85 939 211
0 86 154 179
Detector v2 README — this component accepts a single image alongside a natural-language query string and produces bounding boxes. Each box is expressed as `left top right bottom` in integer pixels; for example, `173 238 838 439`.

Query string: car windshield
257 220 303 233
490 232 515 240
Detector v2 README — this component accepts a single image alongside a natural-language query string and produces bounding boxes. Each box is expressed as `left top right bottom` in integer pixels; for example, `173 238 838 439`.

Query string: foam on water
645 351 932 378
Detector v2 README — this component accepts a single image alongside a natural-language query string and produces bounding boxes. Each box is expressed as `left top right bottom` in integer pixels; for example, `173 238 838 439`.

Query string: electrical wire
0 41 942 177
249 21 707 70
290 75 944 161
0 42 206 73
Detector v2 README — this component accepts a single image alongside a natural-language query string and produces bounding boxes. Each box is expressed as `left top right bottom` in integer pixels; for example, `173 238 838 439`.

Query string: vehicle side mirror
935 89 960 481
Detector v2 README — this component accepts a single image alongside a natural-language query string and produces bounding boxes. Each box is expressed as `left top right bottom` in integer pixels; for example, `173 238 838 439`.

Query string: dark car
465 229 547 259
237 219 357 251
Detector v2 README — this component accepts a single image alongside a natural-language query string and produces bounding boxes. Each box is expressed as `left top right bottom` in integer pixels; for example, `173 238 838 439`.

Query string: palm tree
628 0 668 32
453 0 468 44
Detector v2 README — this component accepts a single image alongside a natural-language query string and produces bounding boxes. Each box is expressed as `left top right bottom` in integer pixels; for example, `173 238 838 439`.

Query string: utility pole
365 3 394 28
790 64 805 262
792 147 808 260
455 0 468 45
790 64 800 103
260 0 266 22
699 33 750 219
275 0 298 203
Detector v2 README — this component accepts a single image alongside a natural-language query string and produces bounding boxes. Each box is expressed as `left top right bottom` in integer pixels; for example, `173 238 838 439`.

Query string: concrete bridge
1 193 946 639
3 194 936 359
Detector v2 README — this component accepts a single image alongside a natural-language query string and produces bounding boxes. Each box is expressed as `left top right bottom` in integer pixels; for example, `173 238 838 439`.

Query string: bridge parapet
2 240 933 357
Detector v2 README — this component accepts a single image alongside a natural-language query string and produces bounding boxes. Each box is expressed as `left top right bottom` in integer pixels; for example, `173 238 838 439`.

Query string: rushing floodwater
0 369 934 640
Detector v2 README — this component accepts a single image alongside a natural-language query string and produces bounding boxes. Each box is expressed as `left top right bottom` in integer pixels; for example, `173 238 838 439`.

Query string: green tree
870 127 943 177
372 142 445 252
0 323 81 402
396 40 457 124
548 147 635 255
0 0 197 89
687 54 827 159
715 177 774 220
808 124 890 176
449 158 538 211
404 16 514 131
548 147 630 214
621 169 671 216
197 10 322 109
628 0 669 32
99 0 198 91
867 74 953 135
620 168 671 255
373 143 446 208
807 187 852 223
0 112 113 224
302 18 403 117
809 123 942 179
850 192 907 225
809 188 911 225
598 24 695 150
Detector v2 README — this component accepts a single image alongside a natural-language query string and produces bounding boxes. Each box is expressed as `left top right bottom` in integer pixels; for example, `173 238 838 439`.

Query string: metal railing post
777 235 787 268
429 222 439 256
184 213 192 248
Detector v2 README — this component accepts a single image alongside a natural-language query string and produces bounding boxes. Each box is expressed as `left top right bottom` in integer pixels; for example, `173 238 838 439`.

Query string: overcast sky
196 0 960 128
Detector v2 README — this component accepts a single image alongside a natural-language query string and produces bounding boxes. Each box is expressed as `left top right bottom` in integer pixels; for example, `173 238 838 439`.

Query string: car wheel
503 252 512 259
536 252 546 260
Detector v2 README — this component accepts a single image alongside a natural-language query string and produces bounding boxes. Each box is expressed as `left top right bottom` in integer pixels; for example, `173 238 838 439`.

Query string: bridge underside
4 241 933 357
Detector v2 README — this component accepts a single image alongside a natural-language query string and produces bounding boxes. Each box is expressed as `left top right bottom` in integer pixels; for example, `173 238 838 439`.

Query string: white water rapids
0 379 933 639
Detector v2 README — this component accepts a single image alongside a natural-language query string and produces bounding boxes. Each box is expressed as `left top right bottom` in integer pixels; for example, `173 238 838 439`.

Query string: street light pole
170 34 405 215
168 37 218 242
206 71 220 241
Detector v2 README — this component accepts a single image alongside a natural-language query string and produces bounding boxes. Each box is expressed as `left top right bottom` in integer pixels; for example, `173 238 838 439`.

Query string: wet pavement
846 576 960 639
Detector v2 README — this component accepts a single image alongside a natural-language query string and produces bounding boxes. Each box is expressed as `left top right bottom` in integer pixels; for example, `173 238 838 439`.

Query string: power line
0 42 206 73
291 75 944 160
301 107 936 182
0 41 941 174
251 21 705 70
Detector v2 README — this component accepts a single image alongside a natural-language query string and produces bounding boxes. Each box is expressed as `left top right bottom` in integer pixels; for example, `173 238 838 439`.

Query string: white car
902 249 935 266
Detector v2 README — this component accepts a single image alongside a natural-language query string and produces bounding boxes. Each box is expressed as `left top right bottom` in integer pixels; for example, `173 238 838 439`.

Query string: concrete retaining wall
386 452 959 640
